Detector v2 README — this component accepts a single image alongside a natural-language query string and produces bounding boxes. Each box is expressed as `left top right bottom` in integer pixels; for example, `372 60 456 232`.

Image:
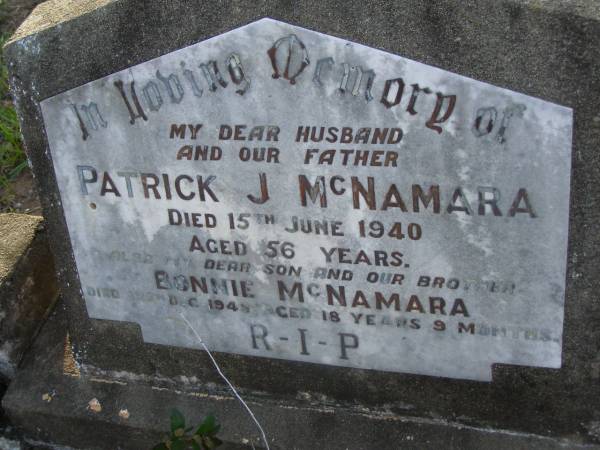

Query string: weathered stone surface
6 0 112 45
0 214 58 379
4 0 600 447
0 214 41 281
4 300 598 450
0 436 22 450
38 17 572 382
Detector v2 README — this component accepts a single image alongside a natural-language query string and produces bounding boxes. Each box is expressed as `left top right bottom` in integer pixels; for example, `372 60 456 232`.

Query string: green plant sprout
153 409 223 450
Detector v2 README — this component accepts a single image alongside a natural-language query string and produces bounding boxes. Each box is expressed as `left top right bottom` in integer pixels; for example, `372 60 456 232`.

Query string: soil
0 170 42 214
0 0 47 215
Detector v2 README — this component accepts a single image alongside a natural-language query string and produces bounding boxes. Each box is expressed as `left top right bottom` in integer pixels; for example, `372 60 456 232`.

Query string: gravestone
3 1 600 449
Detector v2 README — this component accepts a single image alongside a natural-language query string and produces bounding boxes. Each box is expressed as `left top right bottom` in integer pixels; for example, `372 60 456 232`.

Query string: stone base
2 299 595 450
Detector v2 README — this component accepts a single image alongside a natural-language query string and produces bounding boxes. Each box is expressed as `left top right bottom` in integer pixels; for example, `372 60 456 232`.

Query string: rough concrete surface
3 0 600 448
7 0 113 44
0 214 58 379
4 298 598 450
0 214 41 282
0 436 22 450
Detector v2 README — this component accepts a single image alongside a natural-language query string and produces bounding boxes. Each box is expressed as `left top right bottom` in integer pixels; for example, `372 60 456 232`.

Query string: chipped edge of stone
6 0 116 46
0 213 43 283
87 397 102 413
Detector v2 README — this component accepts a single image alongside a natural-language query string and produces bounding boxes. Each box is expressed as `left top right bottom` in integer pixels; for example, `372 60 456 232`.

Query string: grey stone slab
4 0 600 445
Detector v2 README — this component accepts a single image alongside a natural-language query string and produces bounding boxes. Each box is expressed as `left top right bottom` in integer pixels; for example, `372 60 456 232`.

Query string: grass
0 33 27 204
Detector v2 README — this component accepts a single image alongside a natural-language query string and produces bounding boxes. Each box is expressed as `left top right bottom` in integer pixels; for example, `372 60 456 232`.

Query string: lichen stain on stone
584 421 600 441
63 333 81 378
87 398 102 413
150 385 233 402
89 376 127 386
190 392 231 401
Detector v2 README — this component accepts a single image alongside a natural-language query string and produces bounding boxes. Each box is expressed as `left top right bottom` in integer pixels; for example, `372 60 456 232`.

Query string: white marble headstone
40 18 572 381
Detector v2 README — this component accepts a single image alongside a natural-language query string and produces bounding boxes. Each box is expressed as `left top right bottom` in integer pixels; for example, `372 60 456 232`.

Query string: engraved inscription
40 18 572 381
